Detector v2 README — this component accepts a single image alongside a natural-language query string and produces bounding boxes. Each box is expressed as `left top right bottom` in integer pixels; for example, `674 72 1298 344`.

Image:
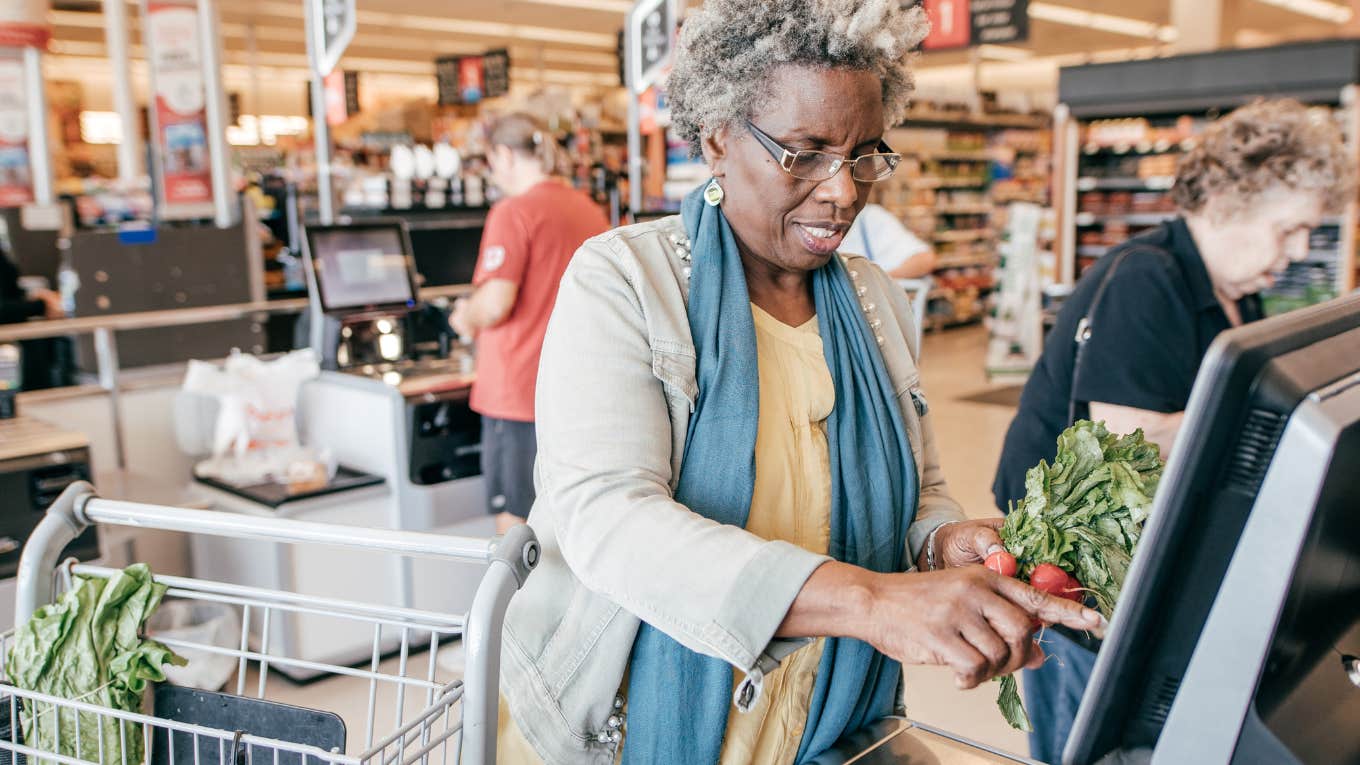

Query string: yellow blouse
496 304 836 764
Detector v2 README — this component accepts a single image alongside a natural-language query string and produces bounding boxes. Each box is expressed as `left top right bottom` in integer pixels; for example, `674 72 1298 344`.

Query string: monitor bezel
1064 294 1360 765
305 221 420 315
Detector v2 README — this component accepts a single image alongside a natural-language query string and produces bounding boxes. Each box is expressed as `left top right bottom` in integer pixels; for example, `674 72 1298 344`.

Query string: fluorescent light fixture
977 44 1034 61
1254 0 1353 23
79 111 123 144
1029 2 1178 43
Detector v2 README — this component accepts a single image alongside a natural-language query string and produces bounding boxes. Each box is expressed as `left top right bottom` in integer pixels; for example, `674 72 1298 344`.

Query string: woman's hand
778 561 1105 690
917 518 1007 571
862 566 1103 689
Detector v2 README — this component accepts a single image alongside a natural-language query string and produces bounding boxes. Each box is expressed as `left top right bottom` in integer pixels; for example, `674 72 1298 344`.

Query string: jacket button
610 730 623 744
607 715 622 729
849 270 860 280
876 335 885 345
871 319 883 329
614 695 625 710
856 285 867 297
682 267 692 278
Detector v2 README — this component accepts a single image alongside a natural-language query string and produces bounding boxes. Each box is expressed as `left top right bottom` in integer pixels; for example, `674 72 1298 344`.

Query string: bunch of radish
985 550 1086 604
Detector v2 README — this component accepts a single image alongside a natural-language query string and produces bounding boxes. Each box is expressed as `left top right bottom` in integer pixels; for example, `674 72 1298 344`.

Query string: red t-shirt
470 181 610 422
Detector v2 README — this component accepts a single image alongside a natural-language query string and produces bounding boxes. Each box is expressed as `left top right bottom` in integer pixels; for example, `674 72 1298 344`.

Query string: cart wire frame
3 482 540 765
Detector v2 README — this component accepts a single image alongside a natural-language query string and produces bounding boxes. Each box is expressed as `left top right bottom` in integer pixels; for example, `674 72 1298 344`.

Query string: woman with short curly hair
496 1 1103 762
994 97 1355 763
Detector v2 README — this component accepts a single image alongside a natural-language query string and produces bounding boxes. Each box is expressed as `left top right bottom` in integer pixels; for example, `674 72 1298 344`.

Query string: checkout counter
186 220 489 678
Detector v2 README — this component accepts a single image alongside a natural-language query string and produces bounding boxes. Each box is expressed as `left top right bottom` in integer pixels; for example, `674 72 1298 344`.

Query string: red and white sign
922 0 971 51
323 70 347 126
0 57 33 207
146 1 214 211
0 0 50 49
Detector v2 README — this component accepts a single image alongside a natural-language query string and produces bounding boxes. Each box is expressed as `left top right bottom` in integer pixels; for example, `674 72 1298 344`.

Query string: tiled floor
269 325 1033 761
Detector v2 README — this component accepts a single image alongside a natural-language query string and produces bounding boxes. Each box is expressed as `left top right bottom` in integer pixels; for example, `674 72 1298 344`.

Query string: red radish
1061 574 1086 603
985 550 1018 577
1029 563 1070 596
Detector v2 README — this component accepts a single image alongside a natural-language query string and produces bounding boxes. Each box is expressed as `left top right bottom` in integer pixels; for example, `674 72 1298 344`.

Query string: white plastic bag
181 349 321 484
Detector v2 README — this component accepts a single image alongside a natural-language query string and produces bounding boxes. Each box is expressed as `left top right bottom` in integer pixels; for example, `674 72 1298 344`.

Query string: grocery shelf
935 229 993 243
1080 142 1189 157
935 255 998 270
936 205 994 215
901 109 1048 130
906 177 991 189
915 150 992 162
1075 176 1175 191
1074 212 1175 226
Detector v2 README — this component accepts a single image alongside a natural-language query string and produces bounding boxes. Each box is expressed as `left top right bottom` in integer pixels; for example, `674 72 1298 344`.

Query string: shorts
481 417 537 519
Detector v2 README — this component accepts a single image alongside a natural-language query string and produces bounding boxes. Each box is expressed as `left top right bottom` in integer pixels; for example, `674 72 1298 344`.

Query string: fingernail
986 544 1004 556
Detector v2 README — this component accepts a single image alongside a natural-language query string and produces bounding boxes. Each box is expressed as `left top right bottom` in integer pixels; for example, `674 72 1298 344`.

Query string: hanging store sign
0 55 32 207
971 0 1029 45
308 0 355 76
0 0 51 49
482 49 510 99
627 0 674 94
922 0 971 50
323 70 347 126
920 0 1030 50
145 1 214 214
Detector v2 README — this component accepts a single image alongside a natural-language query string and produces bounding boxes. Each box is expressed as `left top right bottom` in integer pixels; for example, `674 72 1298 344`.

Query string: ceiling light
1029 2 1178 43
1253 0 1353 23
977 44 1034 61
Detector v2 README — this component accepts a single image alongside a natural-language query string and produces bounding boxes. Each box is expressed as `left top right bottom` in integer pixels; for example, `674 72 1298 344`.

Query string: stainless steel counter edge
0 284 474 343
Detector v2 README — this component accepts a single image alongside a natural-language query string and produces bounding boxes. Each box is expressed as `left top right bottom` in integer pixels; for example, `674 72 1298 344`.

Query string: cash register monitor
306 223 417 313
409 223 483 287
1065 294 1360 765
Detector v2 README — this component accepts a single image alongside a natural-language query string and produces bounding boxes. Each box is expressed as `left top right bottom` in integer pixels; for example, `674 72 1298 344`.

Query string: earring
703 178 724 206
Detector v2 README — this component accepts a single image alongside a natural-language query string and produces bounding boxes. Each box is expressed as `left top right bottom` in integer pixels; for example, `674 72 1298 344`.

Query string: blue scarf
622 184 920 764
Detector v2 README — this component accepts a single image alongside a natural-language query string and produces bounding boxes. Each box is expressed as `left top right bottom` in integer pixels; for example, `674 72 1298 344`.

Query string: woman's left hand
925 518 1007 570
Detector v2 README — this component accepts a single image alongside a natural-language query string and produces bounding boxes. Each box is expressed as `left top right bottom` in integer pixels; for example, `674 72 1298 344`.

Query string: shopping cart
1 481 539 765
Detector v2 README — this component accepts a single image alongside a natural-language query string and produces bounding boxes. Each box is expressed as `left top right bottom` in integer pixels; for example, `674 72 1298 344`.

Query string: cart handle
15 482 539 625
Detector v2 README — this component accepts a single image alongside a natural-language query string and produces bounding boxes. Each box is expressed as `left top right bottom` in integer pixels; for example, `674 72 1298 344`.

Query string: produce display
989 421 1166 731
8 564 185 765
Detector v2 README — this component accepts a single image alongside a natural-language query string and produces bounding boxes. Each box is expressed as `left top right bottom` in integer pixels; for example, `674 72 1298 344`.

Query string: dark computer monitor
1065 294 1360 765
408 222 483 287
305 223 418 313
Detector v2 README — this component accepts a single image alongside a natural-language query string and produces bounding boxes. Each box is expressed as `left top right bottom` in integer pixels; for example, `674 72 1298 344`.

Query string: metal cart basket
1 482 539 765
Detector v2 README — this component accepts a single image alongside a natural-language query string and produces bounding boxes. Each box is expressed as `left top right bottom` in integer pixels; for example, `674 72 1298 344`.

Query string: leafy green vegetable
993 421 1164 731
996 674 1032 733
8 563 186 765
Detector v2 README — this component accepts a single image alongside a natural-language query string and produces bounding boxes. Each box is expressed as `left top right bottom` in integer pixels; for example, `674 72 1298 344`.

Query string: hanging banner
0 56 32 207
458 56 484 104
308 0 355 77
145 0 214 215
0 0 51 49
922 0 971 50
627 0 673 94
323 70 347 126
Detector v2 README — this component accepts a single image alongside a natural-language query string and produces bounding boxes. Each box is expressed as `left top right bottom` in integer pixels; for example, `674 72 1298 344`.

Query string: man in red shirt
451 114 610 533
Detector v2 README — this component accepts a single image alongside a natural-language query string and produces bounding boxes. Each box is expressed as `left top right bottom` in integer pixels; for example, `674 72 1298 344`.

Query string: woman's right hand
861 566 1103 689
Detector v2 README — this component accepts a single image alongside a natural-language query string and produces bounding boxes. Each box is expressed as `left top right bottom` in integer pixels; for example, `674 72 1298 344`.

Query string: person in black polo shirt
993 99 1355 763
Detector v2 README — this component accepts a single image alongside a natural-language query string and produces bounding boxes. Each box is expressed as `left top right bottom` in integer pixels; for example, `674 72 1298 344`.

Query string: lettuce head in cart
8 563 186 765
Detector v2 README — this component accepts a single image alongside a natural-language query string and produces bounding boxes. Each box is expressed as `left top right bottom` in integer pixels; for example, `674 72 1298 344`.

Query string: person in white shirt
842 203 938 278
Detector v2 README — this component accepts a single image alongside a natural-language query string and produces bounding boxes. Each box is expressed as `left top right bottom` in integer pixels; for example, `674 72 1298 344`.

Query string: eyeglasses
745 121 902 183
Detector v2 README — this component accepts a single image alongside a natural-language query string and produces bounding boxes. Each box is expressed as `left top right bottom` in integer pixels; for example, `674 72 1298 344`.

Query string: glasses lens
787 151 840 181
851 154 899 182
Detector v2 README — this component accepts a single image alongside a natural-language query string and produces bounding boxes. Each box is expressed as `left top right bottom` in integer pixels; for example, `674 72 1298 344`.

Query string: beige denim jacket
500 216 966 764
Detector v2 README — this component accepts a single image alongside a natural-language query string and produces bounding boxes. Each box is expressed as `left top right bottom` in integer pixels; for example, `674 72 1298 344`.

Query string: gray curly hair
1172 99 1356 217
667 0 929 158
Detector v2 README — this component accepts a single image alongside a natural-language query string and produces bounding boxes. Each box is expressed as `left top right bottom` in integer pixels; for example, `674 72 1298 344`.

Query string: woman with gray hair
498 1 1102 762
993 97 1355 763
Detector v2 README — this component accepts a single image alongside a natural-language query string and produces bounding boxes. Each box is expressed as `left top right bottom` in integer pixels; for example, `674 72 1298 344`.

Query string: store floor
268 325 1032 760
900 324 1030 757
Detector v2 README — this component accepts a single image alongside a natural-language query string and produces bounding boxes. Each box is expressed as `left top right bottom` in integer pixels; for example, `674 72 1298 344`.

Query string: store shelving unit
1054 40 1360 316
872 113 1051 330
